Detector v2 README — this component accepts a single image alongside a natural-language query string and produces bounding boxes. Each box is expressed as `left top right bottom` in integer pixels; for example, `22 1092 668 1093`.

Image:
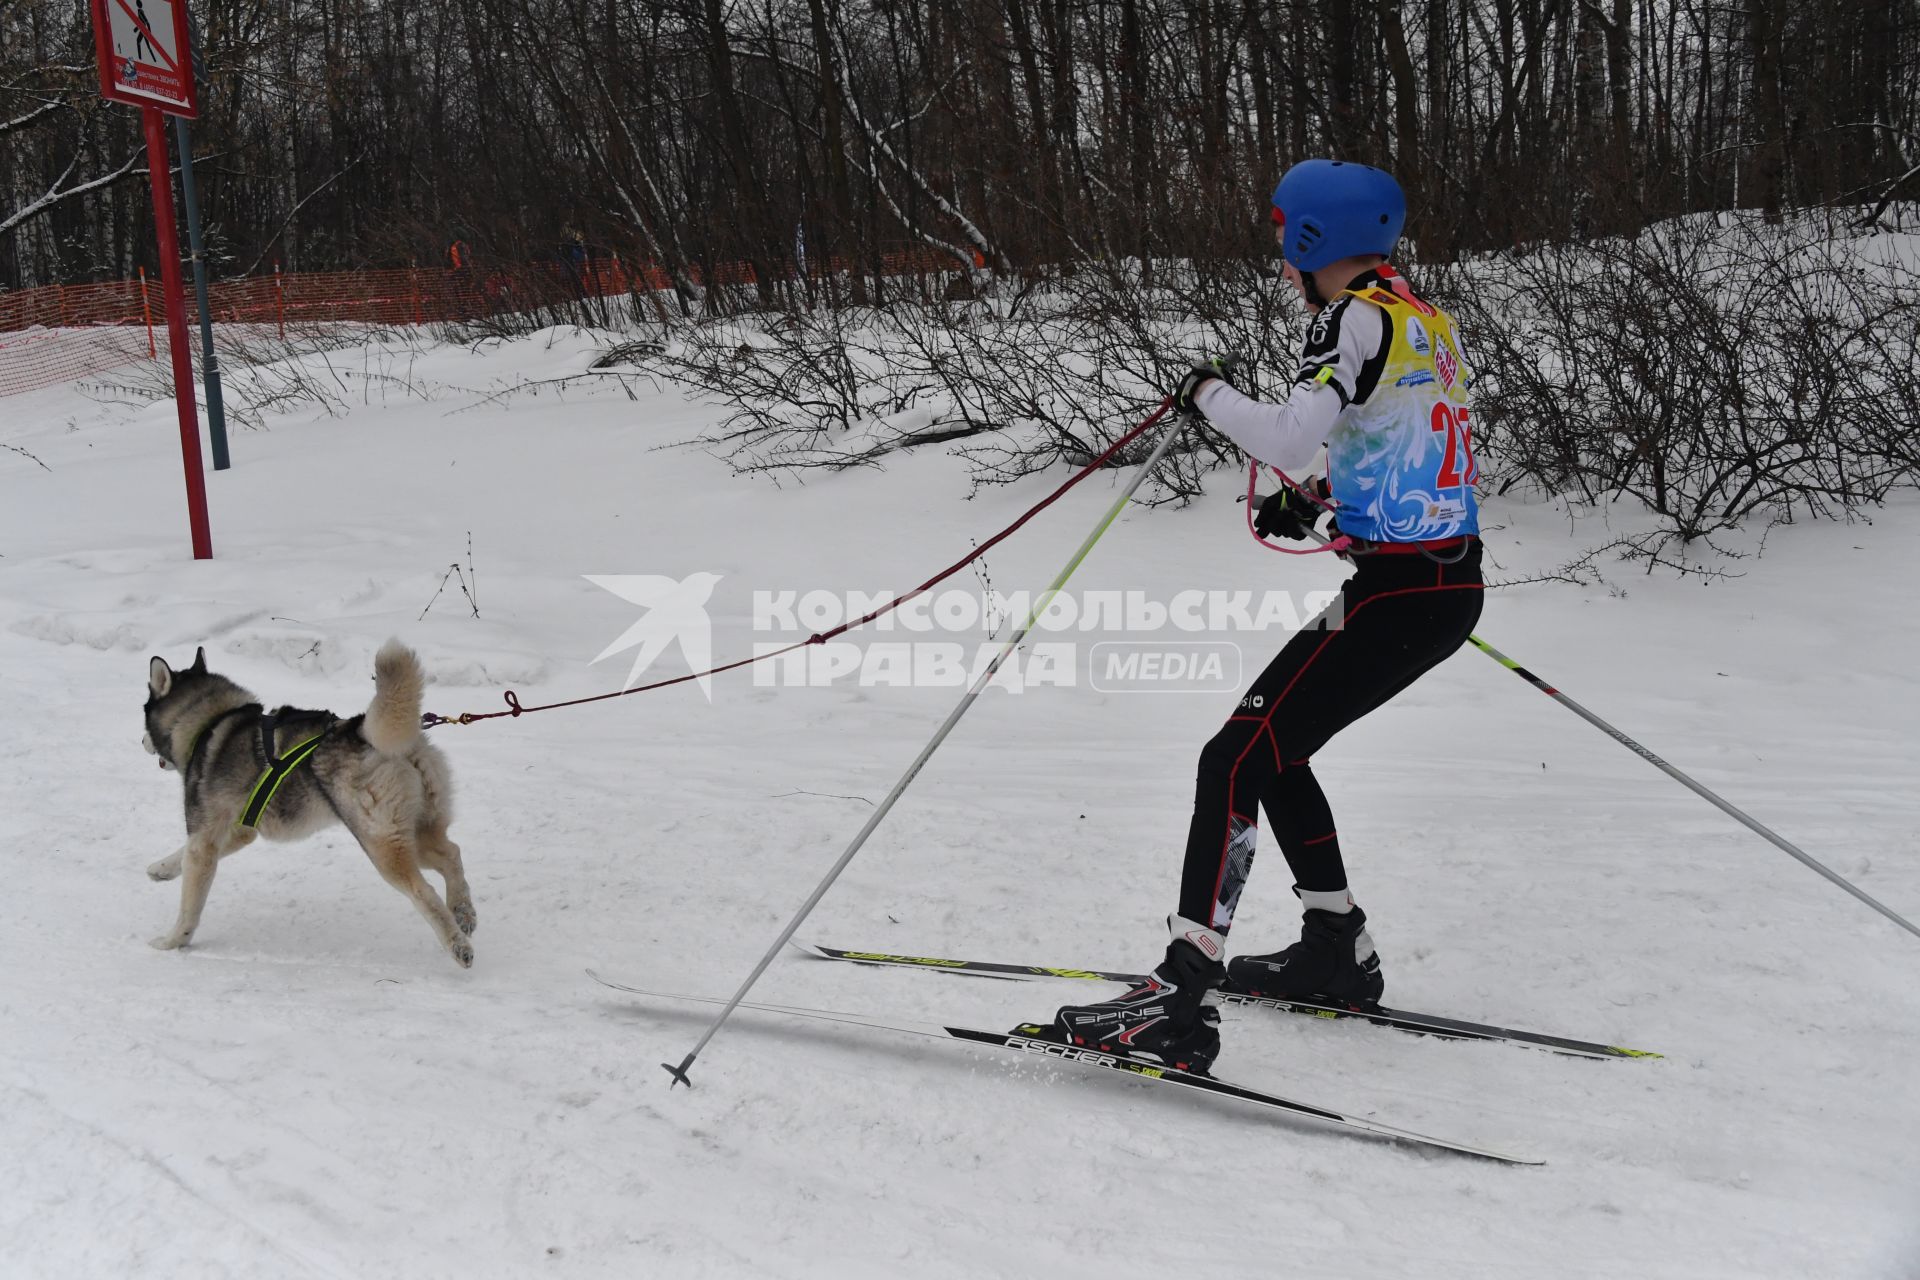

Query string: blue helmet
1269 159 1405 272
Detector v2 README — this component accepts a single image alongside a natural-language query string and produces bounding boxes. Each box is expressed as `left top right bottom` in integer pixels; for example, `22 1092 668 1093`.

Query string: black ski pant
1177 543 1485 933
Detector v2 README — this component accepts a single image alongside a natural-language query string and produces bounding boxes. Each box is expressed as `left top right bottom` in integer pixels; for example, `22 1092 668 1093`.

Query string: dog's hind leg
416 825 475 936
148 844 186 881
361 830 474 968
150 826 254 950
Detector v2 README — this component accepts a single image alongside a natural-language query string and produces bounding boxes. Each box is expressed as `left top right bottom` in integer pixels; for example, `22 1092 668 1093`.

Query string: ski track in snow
1 329 1917 1278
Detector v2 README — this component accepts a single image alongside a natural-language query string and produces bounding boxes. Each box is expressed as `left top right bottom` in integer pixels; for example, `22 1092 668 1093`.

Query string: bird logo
585 572 724 700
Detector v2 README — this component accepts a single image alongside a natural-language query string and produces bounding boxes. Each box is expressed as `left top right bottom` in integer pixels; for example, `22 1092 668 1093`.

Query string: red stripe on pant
1205 579 1484 929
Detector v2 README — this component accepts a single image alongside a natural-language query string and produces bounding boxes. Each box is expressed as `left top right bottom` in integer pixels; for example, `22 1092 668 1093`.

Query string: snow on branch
0 99 67 138
828 22 1003 275
0 150 143 238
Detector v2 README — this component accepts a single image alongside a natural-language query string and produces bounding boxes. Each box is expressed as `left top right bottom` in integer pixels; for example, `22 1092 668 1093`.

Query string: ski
587 969 1541 1165
792 942 1661 1061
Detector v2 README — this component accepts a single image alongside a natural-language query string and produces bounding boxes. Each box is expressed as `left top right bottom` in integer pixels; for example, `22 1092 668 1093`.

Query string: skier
1046 159 1485 1073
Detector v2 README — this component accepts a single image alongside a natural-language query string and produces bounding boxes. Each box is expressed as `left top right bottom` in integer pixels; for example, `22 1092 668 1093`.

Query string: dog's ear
149 656 172 698
190 646 207 674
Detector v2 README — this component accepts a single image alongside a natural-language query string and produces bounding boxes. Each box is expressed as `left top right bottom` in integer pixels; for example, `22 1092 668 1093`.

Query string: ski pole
1299 528 1918 939
1462 632 1920 940
662 403 1189 1086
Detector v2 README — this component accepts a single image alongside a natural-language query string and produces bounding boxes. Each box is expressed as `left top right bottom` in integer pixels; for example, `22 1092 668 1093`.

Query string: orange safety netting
0 243 966 399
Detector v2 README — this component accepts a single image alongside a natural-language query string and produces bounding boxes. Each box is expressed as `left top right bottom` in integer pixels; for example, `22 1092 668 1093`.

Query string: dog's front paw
147 854 183 881
149 931 191 951
453 901 477 936
449 937 474 968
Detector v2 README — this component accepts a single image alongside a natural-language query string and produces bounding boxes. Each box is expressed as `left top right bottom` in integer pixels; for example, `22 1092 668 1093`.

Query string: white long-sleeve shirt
1192 293 1390 473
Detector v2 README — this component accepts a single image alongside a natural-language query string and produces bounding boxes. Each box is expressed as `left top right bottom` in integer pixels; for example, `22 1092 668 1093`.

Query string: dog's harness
178 704 336 829
240 708 337 829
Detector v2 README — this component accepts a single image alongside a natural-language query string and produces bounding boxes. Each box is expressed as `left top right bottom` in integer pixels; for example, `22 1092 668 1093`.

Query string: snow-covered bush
1432 213 1920 540
88 322 447 429
639 210 1920 541
645 255 1305 501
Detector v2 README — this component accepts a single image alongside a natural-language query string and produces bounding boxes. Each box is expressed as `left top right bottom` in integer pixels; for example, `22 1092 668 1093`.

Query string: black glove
1253 477 1329 541
1171 356 1239 415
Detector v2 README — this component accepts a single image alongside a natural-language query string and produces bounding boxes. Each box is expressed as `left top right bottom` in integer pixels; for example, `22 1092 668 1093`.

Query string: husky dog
141 640 476 967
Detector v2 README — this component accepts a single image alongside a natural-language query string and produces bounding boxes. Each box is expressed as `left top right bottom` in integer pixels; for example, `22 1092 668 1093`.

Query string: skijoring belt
1345 534 1478 557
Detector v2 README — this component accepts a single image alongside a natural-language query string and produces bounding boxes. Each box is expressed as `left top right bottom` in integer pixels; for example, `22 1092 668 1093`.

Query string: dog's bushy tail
364 639 425 754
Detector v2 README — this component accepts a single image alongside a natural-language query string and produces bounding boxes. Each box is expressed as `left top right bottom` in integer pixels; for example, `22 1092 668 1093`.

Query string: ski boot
1225 904 1384 1008
1042 917 1226 1074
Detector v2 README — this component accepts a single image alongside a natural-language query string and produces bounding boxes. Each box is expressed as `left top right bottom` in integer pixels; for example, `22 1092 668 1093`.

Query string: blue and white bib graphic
1324 286 1480 543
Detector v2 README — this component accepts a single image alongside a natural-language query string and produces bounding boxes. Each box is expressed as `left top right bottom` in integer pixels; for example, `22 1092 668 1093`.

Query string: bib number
1430 402 1477 488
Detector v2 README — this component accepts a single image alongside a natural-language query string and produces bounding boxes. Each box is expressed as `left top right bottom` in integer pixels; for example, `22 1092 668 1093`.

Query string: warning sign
91 0 198 118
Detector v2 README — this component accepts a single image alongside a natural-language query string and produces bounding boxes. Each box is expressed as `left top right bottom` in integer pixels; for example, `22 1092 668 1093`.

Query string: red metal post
139 265 156 357
144 106 212 559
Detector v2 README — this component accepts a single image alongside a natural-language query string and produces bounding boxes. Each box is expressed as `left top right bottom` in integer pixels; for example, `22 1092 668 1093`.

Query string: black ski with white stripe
791 942 1661 1061
587 969 1540 1164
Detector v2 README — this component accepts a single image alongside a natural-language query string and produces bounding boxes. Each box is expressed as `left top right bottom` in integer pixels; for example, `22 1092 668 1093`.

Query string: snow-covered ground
2 329 1916 1278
